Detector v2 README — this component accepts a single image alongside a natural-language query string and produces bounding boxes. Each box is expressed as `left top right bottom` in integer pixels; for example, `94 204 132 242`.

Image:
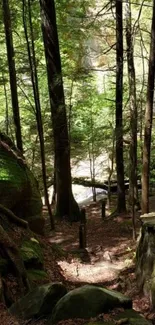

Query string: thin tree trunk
88 108 96 202
142 0 155 214
39 0 80 221
107 127 115 209
2 73 9 135
51 158 56 206
88 142 96 202
139 34 145 162
115 0 126 213
22 0 54 229
2 0 23 152
125 0 138 239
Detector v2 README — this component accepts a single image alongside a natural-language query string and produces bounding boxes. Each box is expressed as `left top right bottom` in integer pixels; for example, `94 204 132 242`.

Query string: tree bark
142 0 155 214
39 0 80 221
2 0 23 152
125 0 138 238
115 0 126 213
22 0 54 229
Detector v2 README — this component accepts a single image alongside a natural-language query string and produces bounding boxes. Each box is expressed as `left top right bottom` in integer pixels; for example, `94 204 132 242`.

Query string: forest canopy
0 0 155 223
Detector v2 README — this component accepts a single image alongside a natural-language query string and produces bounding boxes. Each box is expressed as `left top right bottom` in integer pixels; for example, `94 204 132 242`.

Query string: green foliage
0 0 154 187
27 269 48 281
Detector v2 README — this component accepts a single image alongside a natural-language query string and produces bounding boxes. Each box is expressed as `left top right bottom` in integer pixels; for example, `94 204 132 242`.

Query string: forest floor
2 195 155 324
44 196 155 323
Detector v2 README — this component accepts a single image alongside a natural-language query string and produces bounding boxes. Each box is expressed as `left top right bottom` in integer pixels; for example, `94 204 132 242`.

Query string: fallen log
46 176 141 193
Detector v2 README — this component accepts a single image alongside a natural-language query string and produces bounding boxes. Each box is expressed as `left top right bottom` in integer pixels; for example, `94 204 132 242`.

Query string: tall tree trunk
115 0 126 213
22 0 54 229
2 0 23 152
2 73 9 135
142 0 155 214
125 0 138 238
39 0 80 221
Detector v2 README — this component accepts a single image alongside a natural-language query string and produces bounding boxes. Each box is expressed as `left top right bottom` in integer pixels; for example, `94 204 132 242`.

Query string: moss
50 285 132 324
9 283 67 320
0 143 44 235
20 238 43 268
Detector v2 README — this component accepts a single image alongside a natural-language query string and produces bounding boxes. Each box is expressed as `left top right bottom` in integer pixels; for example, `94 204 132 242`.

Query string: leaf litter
1 199 155 324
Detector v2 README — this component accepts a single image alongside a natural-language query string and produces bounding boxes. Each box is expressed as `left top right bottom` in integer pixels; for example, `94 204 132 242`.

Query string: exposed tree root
0 222 30 300
0 204 28 228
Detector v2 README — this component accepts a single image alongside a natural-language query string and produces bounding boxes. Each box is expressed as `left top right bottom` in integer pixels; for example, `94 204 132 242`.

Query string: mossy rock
50 285 132 324
0 140 44 235
20 238 43 268
9 282 67 320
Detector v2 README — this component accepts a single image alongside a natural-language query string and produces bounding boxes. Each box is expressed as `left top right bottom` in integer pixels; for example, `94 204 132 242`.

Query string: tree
141 0 155 214
22 0 54 229
125 0 138 238
115 0 126 213
2 0 23 152
39 0 80 221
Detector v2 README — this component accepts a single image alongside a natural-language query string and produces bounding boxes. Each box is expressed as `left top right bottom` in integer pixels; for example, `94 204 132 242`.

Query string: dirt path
45 199 155 318
48 206 135 284
46 203 139 291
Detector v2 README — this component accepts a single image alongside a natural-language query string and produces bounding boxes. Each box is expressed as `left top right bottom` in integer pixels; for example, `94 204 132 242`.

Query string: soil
1 196 155 324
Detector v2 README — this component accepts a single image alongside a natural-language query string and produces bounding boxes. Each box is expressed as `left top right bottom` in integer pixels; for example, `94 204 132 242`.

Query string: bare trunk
22 0 54 229
125 0 138 238
2 0 23 152
107 127 115 208
2 73 9 135
115 0 126 213
39 0 80 221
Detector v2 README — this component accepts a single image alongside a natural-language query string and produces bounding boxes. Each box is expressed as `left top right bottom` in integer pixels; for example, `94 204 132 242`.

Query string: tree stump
136 212 155 307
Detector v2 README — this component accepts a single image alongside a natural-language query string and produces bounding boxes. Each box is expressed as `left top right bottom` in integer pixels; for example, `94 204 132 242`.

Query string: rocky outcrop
136 212 155 307
0 135 44 234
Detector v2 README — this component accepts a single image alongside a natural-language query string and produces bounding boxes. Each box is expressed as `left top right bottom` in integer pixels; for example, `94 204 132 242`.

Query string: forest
1 0 155 324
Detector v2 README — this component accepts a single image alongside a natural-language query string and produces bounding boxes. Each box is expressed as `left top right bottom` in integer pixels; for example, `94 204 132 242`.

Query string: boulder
20 238 43 268
50 285 132 324
136 213 155 306
86 309 151 325
9 282 67 320
0 136 44 235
